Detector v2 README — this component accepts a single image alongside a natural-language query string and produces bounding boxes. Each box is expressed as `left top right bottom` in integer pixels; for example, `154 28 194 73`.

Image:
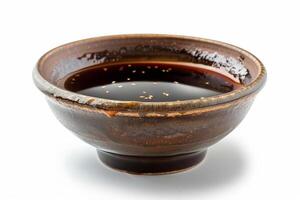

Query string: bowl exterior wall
46 94 255 156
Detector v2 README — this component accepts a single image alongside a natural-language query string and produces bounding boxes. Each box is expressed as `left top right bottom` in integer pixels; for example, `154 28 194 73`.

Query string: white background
0 0 299 199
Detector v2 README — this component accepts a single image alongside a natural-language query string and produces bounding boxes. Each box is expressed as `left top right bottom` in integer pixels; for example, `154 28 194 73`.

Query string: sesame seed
132 70 136 73
162 92 169 96
117 85 123 88
127 78 131 81
173 81 179 84
128 64 132 67
144 95 154 100
105 90 110 93
141 70 145 74
103 68 108 71
205 81 210 85
142 91 147 94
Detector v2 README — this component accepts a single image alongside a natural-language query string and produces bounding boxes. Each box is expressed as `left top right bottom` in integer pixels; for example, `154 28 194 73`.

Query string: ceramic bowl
33 34 266 175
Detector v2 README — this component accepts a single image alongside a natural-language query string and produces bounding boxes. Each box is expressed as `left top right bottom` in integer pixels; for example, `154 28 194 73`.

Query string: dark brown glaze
97 151 207 175
33 34 266 174
46 94 254 156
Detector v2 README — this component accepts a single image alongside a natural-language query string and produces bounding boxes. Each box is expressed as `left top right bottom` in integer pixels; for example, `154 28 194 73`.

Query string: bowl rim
33 34 266 112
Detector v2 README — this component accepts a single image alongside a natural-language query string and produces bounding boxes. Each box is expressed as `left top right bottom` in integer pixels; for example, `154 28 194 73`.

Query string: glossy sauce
59 62 241 102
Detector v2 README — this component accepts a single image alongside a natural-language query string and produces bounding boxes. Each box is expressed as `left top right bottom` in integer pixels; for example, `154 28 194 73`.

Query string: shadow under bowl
33 34 266 175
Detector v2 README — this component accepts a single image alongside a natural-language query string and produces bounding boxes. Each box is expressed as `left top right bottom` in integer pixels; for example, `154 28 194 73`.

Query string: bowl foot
97 150 207 175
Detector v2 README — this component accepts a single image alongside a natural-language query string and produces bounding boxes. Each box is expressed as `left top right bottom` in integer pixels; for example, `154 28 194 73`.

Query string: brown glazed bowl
33 34 266 175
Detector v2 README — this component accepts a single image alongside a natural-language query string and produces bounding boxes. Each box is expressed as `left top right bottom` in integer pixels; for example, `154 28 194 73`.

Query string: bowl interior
35 35 266 112
38 35 261 90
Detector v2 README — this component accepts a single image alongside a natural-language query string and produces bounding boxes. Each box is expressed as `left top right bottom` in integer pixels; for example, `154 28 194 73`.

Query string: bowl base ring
97 150 207 175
